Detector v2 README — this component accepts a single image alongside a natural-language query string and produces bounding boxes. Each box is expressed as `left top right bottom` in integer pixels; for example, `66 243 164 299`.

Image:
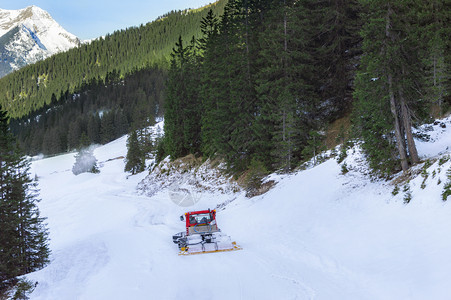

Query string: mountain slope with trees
162 0 450 177
0 0 227 119
10 67 166 156
163 0 363 173
3 1 227 157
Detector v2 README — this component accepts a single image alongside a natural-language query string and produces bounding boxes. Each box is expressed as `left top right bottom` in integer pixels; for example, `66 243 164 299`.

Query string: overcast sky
1 0 216 40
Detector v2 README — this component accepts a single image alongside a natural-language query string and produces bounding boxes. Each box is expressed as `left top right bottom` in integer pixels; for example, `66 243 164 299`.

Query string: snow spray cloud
168 179 200 207
72 145 100 175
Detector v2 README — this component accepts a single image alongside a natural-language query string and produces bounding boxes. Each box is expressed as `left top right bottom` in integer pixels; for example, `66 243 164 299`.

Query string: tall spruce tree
199 6 234 159
256 0 319 171
355 0 426 175
418 0 450 116
125 130 146 174
305 0 362 120
201 0 264 172
164 36 202 158
0 105 50 293
197 9 220 55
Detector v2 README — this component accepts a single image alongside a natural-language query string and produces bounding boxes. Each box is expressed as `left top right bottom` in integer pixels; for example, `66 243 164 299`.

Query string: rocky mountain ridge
0 5 81 77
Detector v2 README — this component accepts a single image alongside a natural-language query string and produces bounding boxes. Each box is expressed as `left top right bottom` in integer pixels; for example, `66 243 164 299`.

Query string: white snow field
26 118 451 300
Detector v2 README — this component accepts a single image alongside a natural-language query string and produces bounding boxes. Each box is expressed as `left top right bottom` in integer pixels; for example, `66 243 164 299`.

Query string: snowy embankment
25 119 451 299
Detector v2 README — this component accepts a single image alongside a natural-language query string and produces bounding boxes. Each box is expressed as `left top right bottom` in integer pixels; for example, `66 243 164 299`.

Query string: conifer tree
164 36 202 159
355 0 425 175
100 111 116 144
203 0 262 172
199 7 234 159
306 0 362 119
164 36 190 159
418 0 450 116
256 0 317 171
87 114 101 144
197 9 219 54
125 130 146 174
0 105 50 293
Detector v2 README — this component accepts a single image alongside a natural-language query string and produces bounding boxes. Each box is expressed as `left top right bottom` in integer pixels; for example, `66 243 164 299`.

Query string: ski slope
26 119 451 299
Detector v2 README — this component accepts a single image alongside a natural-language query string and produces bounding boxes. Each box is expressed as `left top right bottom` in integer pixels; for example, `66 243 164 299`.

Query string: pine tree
306 0 362 120
87 114 101 144
100 111 116 144
164 36 190 158
125 130 146 174
354 0 425 175
256 0 317 172
199 7 233 159
0 105 50 293
197 9 219 54
418 0 450 116
200 0 264 172
79 132 91 149
301 130 326 165
67 119 82 150
164 36 202 159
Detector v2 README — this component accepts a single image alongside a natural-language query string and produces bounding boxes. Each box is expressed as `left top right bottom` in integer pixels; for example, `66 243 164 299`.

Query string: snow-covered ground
25 118 451 299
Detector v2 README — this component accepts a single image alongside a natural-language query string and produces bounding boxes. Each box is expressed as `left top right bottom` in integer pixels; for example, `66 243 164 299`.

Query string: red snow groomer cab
172 209 242 255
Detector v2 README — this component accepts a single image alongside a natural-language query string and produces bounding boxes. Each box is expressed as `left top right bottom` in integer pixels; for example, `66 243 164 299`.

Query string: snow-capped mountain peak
0 6 81 77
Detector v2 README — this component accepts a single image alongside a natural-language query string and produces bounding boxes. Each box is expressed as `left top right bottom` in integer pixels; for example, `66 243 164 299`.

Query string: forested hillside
162 0 450 177
0 0 227 119
10 67 166 156
2 1 227 156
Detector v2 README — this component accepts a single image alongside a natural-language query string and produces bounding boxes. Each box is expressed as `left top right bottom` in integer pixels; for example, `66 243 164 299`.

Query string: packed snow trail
26 120 451 299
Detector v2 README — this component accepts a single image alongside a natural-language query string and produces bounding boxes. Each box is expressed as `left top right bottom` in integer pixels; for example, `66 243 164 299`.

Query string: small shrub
337 146 347 164
439 156 449 166
413 131 431 142
403 183 412 204
442 168 451 201
443 182 451 201
330 148 338 158
420 163 430 189
392 185 400 196
341 163 349 175
420 179 427 189
423 159 432 169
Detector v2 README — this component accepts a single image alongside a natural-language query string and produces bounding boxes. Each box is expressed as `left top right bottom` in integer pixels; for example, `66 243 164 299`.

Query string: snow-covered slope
0 6 80 77
25 118 451 299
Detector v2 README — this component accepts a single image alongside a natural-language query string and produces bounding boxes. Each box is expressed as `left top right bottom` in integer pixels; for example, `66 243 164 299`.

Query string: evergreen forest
10 67 166 156
0 0 227 119
0 0 450 178
162 0 450 177
1 1 226 156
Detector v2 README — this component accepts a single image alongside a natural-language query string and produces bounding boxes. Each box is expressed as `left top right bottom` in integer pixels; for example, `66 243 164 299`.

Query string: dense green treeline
0 0 227 119
9 67 166 156
163 0 362 173
354 0 450 176
163 0 450 176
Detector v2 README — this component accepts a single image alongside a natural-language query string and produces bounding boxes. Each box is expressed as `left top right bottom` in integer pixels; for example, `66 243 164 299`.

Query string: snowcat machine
172 209 242 255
